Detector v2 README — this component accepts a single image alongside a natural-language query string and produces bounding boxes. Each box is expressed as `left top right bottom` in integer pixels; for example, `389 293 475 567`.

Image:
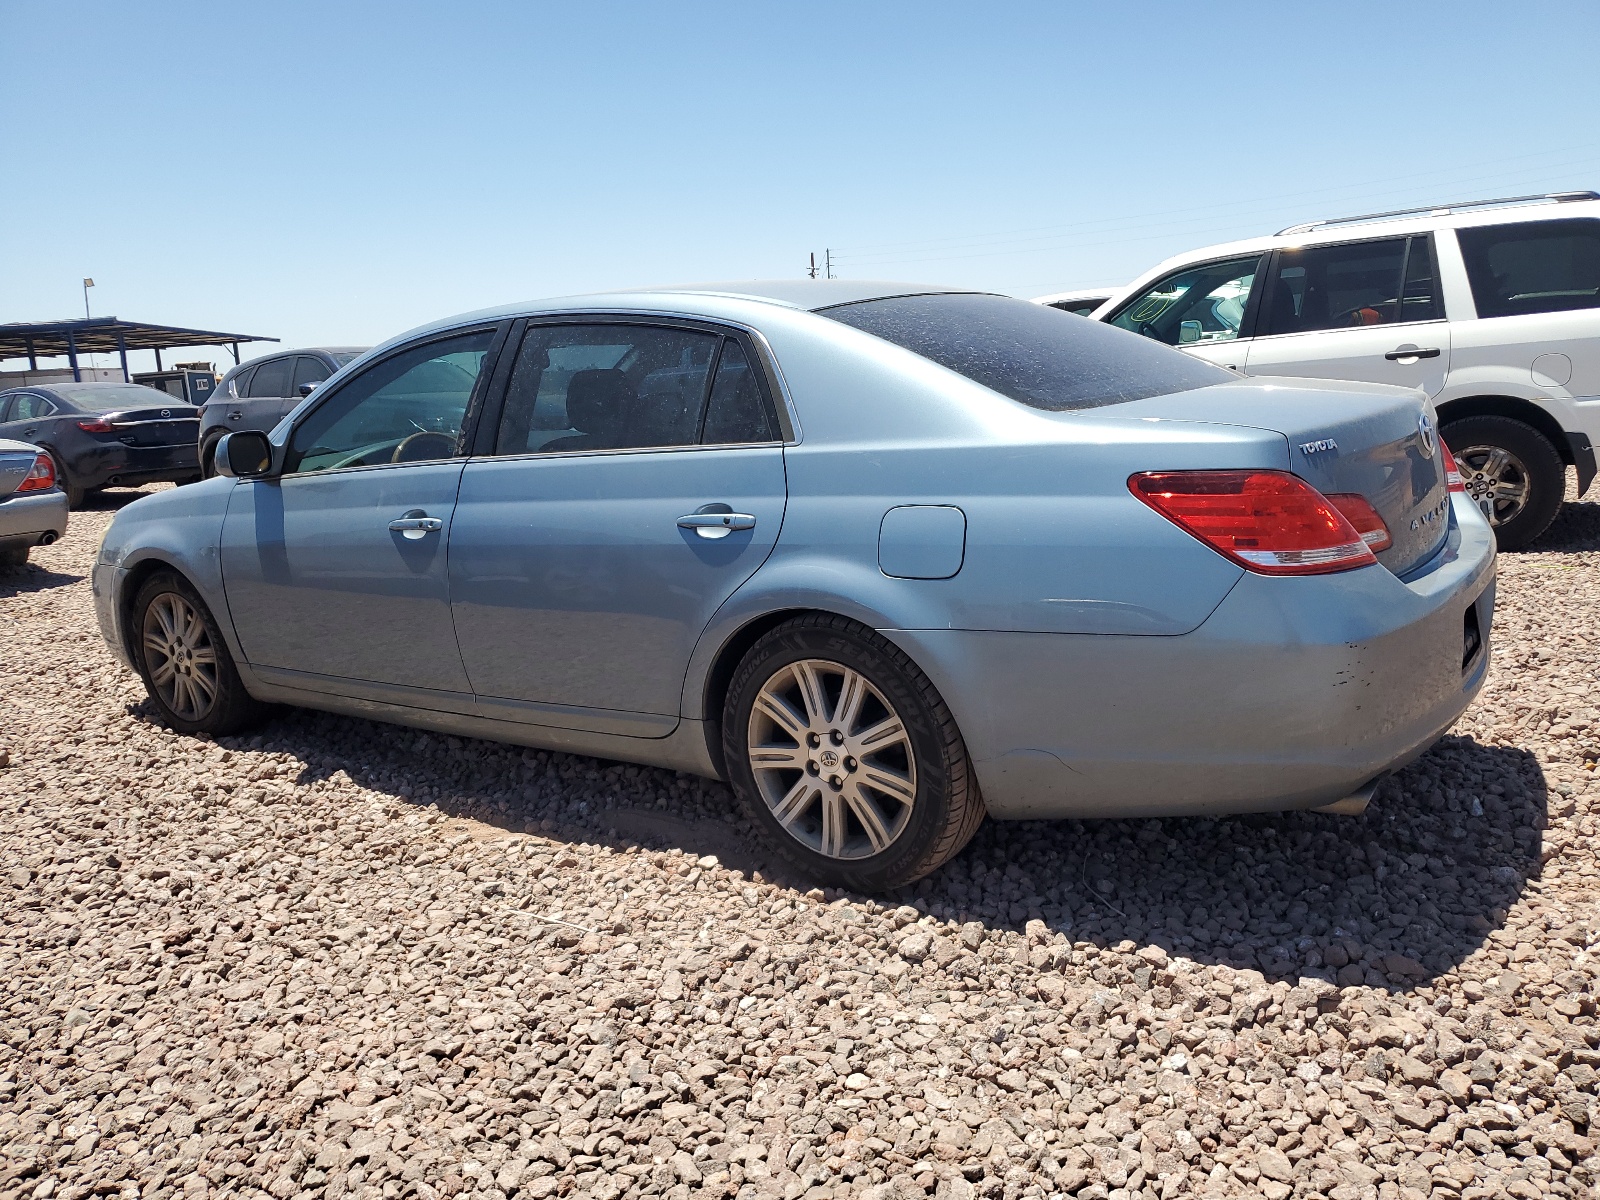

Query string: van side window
1457 218 1600 319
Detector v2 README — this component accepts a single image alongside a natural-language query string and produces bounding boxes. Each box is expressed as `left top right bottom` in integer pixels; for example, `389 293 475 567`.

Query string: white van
1092 191 1600 548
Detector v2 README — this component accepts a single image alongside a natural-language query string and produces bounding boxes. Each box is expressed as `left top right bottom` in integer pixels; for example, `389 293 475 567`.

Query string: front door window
1109 255 1263 346
286 330 492 473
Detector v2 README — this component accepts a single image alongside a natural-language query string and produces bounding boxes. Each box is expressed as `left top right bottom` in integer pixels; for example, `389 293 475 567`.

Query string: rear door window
1260 238 1409 335
700 340 778 444
10 394 58 420
246 358 293 398
494 324 721 454
1457 218 1600 318
1109 255 1262 346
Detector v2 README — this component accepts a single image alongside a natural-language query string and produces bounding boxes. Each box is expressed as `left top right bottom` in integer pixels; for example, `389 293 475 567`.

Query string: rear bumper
885 494 1496 820
0 488 69 546
76 442 199 489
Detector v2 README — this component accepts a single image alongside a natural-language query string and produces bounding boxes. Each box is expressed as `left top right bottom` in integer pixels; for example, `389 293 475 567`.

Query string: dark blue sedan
0 382 201 506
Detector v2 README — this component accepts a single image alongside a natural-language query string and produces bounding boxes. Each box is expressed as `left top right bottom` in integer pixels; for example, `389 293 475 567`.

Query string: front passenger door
219 327 501 701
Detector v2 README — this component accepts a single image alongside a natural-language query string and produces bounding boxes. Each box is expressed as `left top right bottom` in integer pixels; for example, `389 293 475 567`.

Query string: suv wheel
723 614 986 891
133 571 267 735
1441 415 1565 551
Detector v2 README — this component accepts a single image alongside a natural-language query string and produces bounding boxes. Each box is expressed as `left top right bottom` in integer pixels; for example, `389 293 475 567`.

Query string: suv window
1109 256 1262 346
495 324 721 454
824 292 1228 412
1261 238 1411 335
1458 218 1600 319
286 330 493 474
246 358 293 399
291 356 332 393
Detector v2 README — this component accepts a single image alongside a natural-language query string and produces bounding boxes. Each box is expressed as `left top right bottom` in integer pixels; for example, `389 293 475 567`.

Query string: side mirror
215 431 274 479
1178 320 1203 344
298 381 321 397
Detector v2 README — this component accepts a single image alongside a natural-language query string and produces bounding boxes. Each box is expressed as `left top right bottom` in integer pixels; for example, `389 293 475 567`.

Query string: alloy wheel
142 592 220 721
1454 443 1531 527
746 658 917 860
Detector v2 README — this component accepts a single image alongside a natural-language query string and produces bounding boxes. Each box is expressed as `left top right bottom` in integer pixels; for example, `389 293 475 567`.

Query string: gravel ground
3 483 1600 1200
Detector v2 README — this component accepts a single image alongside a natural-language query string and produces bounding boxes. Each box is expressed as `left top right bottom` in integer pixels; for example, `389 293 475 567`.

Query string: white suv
1091 190 1600 549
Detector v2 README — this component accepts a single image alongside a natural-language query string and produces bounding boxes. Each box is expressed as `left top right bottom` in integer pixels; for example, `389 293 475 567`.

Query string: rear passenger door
1244 235 1451 395
448 319 789 736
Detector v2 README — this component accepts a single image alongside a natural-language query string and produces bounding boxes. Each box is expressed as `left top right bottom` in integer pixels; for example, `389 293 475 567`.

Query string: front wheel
200 436 223 479
1441 415 1565 551
722 614 986 891
132 571 267 735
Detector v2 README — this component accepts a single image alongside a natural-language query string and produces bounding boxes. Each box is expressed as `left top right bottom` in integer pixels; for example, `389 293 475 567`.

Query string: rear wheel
48 452 86 509
1441 415 1565 551
132 571 267 736
723 614 985 891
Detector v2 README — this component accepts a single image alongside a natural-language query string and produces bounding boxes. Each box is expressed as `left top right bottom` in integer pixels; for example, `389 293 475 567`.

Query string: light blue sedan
92 282 1496 890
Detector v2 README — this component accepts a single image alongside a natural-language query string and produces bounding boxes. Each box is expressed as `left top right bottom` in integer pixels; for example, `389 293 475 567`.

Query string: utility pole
808 252 818 279
825 249 834 280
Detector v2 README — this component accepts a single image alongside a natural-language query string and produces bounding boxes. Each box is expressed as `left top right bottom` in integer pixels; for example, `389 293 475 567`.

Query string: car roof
227 346 371 371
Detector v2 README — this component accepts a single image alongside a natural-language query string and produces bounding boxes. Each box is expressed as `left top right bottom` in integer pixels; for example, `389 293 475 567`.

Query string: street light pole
82 278 95 320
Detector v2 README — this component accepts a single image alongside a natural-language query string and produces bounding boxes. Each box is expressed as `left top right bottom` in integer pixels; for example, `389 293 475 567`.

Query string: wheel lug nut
830 730 844 745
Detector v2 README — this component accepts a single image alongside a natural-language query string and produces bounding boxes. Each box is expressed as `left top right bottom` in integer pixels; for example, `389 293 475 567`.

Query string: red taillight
1441 443 1465 493
1129 470 1378 575
76 419 113 433
1325 493 1393 552
16 453 56 493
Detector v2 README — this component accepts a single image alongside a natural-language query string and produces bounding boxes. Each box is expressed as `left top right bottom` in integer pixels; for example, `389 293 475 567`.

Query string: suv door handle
678 511 756 539
389 511 444 540
1385 346 1441 361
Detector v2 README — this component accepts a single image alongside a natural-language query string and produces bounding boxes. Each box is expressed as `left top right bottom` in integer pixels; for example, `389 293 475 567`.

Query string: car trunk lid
0 444 39 499
97 406 201 447
1087 377 1450 576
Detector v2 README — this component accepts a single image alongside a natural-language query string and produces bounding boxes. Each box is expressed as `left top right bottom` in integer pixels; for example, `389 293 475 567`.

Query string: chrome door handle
389 512 444 540
677 511 756 540
1385 346 1441 361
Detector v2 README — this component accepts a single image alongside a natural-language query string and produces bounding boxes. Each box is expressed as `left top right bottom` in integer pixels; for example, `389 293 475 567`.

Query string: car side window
11 394 57 420
1399 235 1441 323
228 366 256 398
1110 255 1262 346
700 340 778 444
1457 218 1600 319
285 330 494 475
291 356 332 393
1261 238 1409 335
494 324 720 455
247 358 293 399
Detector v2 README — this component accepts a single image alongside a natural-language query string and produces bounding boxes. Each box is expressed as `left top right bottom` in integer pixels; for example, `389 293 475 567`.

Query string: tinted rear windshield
820 292 1229 411
52 384 180 411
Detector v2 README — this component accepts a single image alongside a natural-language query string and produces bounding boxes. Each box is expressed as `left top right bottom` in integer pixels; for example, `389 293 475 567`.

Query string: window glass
228 366 256 398
1457 218 1600 319
495 324 719 454
286 330 493 474
1262 239 1408 335
1110 256 1261 346
1400 236 1441 323
1049 299 1107 317
291 356 332 392
246 358 293 398
11 394 57 420
700 340 777 444
47 385 162 411
824 293 1228 412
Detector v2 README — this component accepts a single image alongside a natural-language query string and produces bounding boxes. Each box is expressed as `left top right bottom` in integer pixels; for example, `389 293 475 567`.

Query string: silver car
91 282 1496 890
0 438 68 569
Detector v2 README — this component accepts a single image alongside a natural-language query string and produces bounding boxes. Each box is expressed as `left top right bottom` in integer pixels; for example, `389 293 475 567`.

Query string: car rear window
50 384 175 411
819 292 1229 411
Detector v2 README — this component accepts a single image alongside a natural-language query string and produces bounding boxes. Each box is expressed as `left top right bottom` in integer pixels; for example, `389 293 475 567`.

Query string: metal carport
0 317 278 382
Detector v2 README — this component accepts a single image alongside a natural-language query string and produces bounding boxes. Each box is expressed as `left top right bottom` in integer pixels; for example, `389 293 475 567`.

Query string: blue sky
4 1 1599 371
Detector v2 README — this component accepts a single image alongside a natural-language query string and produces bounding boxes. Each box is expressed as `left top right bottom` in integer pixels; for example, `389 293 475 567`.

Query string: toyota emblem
1418 411 1437 457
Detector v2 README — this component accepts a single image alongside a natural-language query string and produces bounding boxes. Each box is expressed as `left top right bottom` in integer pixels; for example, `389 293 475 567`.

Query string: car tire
1440 415 1565 551
48 452 86 509
722 613 986 891
0 544 29 571
132 570 268 736
200 436 223 479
